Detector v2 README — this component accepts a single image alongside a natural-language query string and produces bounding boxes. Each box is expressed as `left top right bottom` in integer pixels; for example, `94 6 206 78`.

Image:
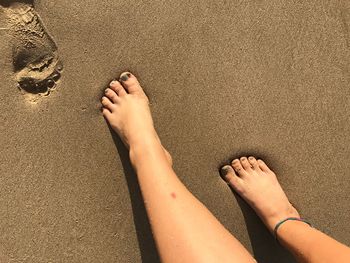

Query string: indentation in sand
3 1 62 96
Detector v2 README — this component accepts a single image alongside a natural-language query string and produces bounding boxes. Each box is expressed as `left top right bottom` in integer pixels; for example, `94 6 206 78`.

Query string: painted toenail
220 166 231 177
120 73 131 82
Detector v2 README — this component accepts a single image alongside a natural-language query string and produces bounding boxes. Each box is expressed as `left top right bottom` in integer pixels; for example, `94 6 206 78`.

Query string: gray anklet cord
274 217 312 243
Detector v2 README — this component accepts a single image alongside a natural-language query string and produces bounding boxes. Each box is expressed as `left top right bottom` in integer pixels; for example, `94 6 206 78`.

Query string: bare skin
102 72 255 263
220 159 300 233
220 160 350 263
102 74 172 165
101 72 350 263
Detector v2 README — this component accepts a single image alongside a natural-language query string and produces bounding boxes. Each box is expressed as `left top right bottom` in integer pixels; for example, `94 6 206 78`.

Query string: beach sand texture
0 0 349 262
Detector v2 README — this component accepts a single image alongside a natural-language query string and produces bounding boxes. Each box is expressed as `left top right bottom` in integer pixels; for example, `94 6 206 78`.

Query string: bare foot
220 157 300 232
101 72 172 165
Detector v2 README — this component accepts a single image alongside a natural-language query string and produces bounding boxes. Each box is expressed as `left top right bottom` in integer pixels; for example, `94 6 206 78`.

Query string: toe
119 72 143 94
257 159 272 173
240 157 253 171
104 88 119 103
220 165 242 189
110 80 127 96
248 156 260 171
231 159 248 177
102 108 112 119
101 96 115 112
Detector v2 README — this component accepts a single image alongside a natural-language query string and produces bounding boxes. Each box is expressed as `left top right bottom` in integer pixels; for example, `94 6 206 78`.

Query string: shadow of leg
108 126 161 263
230 190 296 263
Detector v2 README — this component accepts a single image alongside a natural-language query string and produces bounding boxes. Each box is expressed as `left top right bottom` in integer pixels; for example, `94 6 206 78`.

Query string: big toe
119 72 143 94
220 165 243 191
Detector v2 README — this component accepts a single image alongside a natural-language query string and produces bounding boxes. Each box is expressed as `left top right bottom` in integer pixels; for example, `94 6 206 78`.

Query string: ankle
274 219 313 245
127 128 158 149
265 206 300 232
129 134 163 166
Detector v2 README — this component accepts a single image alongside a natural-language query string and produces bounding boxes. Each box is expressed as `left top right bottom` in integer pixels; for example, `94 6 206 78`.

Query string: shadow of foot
107 125 161 263
2 0 62 94
232 191 296 263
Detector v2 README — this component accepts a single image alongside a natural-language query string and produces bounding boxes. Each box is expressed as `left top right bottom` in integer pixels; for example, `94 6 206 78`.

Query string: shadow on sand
108 126 161 263
230 189 296 263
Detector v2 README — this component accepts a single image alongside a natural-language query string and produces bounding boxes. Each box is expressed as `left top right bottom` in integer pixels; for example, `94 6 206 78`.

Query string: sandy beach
0 0 349 262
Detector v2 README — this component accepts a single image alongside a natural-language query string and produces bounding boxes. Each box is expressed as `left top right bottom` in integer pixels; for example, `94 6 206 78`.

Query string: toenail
105 89 109 93
220 166 231 176
249 157 254 160
110 81 116 87
120 73 131 82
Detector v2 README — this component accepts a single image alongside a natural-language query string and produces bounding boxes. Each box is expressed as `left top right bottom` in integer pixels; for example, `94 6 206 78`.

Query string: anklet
274 217 312 243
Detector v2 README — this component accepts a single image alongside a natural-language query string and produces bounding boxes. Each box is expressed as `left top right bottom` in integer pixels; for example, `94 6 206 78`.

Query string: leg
101 72 255 263
220 157 350 263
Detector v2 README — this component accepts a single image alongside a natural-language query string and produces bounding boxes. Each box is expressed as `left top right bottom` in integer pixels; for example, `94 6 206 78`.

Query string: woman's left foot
101 72 172 165
220 157 300 232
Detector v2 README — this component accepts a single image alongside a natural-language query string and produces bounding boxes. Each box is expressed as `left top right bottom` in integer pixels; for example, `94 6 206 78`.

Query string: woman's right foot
220 157 300 232
101 72 172 166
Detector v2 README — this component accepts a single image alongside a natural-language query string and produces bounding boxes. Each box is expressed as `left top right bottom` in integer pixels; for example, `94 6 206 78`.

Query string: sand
0 0 349 262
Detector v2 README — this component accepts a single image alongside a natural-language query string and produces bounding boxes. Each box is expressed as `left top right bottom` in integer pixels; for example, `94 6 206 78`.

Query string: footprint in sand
1 0 62 95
